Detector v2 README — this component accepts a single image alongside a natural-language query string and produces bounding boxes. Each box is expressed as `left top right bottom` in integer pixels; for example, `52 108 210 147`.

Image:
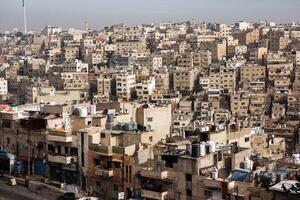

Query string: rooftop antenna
22 0 27 35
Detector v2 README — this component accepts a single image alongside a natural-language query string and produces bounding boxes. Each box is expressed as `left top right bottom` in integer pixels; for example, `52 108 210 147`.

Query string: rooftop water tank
90 105 96 116
207 141 216 153
199 143 206 157
191 143 200 158
244 157 253 171
106 113 114 123
212 167 218 179
292 154 300 165
79 107 88 117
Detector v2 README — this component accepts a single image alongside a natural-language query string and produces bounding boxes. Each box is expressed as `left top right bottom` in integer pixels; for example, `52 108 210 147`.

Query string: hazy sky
0 0 300 31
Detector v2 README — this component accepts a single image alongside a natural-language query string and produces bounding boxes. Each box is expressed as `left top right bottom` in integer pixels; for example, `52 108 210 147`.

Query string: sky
0 0 300 31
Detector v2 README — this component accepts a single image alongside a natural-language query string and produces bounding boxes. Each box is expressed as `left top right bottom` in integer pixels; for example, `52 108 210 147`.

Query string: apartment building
64 47 80 61
135 77 156 101
230 92 250 117
177 53 194 68
233 29 260 45
116 73 136 100
173 68 198 92
240 64 266 83
97 76 112 97
115 39 147 55
193 50 212 69
136 104 172 141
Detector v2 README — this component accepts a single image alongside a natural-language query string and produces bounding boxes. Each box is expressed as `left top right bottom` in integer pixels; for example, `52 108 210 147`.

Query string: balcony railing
48 154 77 164
141 189 168 200
89 145 113 156
140 169 168 179
94 166 114 178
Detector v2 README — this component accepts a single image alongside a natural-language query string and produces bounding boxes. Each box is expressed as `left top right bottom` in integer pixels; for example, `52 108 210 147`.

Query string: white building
135 77 156 101
64 59 89 73
116 73 136 100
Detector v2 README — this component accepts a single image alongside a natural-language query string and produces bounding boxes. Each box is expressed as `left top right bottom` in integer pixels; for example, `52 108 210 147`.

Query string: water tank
191 143 200 157
244 157 253 171
90 105 96 116
292 154 300 164
107 113 114 123
205 142 210 154
207 141 216 153
212 167 218 179
124 123 135 131
199 143 206 156
79 107 88 117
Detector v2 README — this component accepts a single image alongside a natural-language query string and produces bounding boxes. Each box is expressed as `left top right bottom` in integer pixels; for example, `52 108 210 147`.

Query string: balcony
141 189 168 200
48 154 77 164
94 166 114 178
47 131 73 143
89 145 113 156
112 144 136 156
140 169 168 179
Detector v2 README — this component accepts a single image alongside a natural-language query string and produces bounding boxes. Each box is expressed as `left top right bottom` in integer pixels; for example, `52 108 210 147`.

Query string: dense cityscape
1 14 300 200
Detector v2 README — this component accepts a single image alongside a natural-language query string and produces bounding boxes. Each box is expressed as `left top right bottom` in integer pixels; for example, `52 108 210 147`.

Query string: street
0 179 54 200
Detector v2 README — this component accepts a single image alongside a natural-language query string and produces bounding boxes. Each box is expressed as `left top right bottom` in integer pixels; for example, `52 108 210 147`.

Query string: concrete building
135 77 156 101
173 68 198 92
136 104 172 141
116 73 136 100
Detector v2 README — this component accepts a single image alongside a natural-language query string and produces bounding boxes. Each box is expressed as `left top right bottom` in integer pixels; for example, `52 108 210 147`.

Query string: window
245 137 250 142
204 190 213 197
95 181 101 190
114 162 122 168
113 184 118 191
101 133 106 138
63 146 69 154
147 117 153 122
185 173 192 181
6 138 10 145
186 189 192 196
149 136 153 142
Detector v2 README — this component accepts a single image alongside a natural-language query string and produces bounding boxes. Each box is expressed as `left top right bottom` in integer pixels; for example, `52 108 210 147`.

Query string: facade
116 73 136 100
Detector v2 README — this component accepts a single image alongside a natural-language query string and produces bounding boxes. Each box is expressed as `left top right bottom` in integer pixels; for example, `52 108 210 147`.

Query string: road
0 179 53 200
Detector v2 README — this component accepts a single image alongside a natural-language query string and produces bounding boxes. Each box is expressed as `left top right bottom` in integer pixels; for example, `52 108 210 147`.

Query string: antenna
22 0 27 35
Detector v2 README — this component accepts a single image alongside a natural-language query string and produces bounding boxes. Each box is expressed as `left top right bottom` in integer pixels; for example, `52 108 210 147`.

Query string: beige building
173 68 198 92
115 38 147 55
64 47 79 61
177 53 194 68
97 76 112 97
47 48 62 64
193 50 212 69
230 92 250 117
136 104 172 141
233 29 260 45
240 64 266 83
116 73 136 100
